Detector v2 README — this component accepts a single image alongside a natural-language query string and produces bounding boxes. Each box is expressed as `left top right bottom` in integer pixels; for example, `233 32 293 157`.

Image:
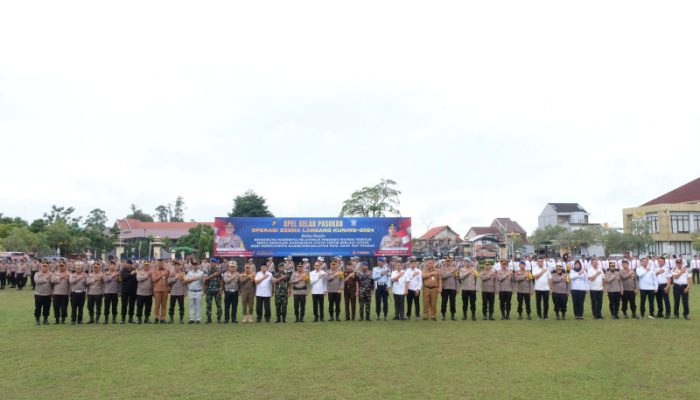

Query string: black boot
450 314 456 321
335 312 340 321
275 316 281 323
518 313 523 320
462 312 467 321
471 312 476 321
206 317 212 324
103 316 109 325
441 313 446 321
121 317 126 325
561 312 566 320
489 313 495 321
329 315 334 322
96 316 101 324
137 317 142 324
555 312 560 320
129 316 135 324
43 318 49 325
483 313 488 321
169 316 174 324
112 315 118 324
35 318 40 325
144 317 150 324
282 315 287 323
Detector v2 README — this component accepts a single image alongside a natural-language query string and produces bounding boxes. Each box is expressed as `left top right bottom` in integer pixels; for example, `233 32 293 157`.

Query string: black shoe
35 319 40 326
43 319 49 325
471 315 477 321
154 319 160 325
555 314 560 320
87 319 94 325
137 318 142 324
188 320 195 324
517 315 523 320
195 320 201 324
441 315 446 321
450 315 456 321
665 315 670 320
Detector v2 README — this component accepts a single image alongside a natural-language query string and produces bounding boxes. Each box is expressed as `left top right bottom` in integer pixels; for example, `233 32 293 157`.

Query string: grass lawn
1 288 698 400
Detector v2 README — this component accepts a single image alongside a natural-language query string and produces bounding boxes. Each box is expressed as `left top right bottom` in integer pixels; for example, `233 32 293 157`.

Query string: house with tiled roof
414 225 462 257
623 177 700 256
538 203 591 231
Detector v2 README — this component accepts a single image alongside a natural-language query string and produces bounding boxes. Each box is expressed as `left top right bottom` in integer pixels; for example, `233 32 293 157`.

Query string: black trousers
693 270 700 285
552 292 568 314
393 294 405 320
498 291 512 316
622 290 637 315
312 294 324 320
640 289 655 317
223 291 238 322
87 294 103 320
375 285 389 317
0 272 6 288
30 271 37 290
34 295 51 320
256 296 271 321
70 292 85 322
535 290 550 318
590 290 603 318
481 291 495 316
608 292 621 317
16 273 26 289
344 293 356 320
517 292 531 316
9 272 16 287
328 292 341 317
461 290 477 314
571 290 586 318
655 284 671 317
441 288 456 316
294 294 306 320
673 284 689 317
136 295 152 319
53 294 68 321
103 293 118 317
169 295 185 319
407 290 421 317
121 292 137 319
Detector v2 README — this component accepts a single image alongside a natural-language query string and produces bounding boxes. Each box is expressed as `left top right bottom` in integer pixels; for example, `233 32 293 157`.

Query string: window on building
695 215 700 232
669 241 691 256
647 242 663 256
646 214 658 234
671 214 690 233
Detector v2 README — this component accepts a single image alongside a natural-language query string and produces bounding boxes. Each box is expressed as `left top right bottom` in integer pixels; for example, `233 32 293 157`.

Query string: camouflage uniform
357 270 374 321
274 270 290 322
205 266 223 322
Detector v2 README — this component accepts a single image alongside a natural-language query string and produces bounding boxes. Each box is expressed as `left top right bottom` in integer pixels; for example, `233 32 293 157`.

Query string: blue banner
213 217 412 257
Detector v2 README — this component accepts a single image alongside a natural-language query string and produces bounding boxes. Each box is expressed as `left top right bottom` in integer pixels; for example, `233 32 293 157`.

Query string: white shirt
691 259 700 270
390 270 407 294
533 265 551 291
654 265 670 286
255 271 273 297
186 270 204 291
587 267 604 291
405 268 422 291
672 268 689 285
570 269 589 291
309 270 326 295
636 266 658 290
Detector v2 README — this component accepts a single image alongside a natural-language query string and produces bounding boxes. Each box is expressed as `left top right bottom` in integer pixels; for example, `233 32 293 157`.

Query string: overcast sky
1 1 698 235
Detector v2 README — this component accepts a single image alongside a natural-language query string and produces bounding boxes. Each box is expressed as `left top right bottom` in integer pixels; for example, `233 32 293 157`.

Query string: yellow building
623 177 700 256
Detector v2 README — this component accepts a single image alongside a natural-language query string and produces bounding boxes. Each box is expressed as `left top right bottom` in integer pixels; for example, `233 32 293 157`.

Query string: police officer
50 262 70 324
551 264 569 320
459 259 478 321
620 260 639 319
272 263 290 323
671 259 691 319
290 263 307 322
136 262 154 324
69 263 87 324
480 262 496 321
604 261 622 319
33 262 52 325
439 257 458 321
496 260 514 320
326 261 342 322
514 261 532 320
168 261 187 324
85 263 105 324
203 259 223 324
222 261 240 324
103 261 119 324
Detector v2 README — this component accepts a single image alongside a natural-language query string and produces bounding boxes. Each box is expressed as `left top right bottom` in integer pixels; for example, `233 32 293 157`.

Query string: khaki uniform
422 268 440 319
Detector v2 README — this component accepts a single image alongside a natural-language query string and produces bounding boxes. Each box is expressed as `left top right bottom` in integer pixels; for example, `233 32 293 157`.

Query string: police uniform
168 264 187 323
120 263 138 324
85 266 105 324
480 267 496 320
50 264 70 324
222 262 240 323
551 266 569 320
326 266 343 321
372 259 390 320
620 263 638 319
290 267 307 322
604 264 622 319
136 265 154 324
0 260 7 289
514 266 532 320
672 261 690 319
496 264 514 320
439 259 458 320
458 262 478 320
69 266 87 324
33 266 52 325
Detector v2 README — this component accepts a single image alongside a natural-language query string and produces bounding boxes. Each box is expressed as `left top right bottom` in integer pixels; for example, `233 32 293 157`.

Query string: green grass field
1 288 697 400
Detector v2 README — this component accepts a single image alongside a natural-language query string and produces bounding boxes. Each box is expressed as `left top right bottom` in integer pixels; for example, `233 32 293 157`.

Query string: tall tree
177 224 214 258
624 219 654 256
155 205 170 222
1 226 47 254
127 204 154 222
43 205 81 226
228 190 274 217
171 196 186 222
339 178 401 217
